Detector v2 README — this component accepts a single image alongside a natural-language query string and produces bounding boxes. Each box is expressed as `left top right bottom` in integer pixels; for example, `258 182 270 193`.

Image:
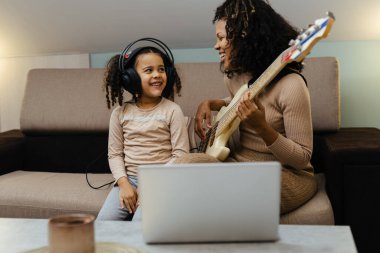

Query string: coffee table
0 218 357 253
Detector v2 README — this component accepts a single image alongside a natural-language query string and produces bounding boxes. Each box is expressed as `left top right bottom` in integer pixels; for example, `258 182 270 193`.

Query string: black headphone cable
85 149 115 189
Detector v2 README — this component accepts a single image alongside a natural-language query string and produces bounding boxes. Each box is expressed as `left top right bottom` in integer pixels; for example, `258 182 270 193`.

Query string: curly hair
213 0 303 81
104 47 182 109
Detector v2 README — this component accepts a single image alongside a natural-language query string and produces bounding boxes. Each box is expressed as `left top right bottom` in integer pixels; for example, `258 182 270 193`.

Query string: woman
181 0 316 214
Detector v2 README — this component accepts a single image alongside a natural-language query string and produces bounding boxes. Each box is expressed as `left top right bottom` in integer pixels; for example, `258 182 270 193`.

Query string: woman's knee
174 153 220 164
280 170 317 214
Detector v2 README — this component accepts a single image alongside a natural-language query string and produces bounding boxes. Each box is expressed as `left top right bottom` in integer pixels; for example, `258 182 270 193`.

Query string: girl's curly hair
213 0 303 81
104 47 182 109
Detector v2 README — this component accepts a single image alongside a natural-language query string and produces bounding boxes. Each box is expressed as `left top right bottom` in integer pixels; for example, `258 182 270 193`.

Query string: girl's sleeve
167 105 190 163
108 106 127 182
267 75 313 170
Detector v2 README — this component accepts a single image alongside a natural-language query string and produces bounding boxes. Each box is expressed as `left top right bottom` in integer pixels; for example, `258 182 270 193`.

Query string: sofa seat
0 171 113 218
0 170 333 224
280 173 334 224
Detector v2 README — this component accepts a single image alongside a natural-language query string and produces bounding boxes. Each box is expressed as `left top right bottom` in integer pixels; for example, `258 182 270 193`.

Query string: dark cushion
23 134 109 173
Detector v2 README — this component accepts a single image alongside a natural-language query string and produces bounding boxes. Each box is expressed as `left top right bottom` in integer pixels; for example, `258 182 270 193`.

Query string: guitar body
205 85 248 161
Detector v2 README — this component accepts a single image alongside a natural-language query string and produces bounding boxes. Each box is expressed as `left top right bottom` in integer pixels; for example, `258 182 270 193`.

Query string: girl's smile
134 53 167 108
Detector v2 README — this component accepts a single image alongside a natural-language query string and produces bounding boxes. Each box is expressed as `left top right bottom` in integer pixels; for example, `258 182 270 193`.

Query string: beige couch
0 57 338 224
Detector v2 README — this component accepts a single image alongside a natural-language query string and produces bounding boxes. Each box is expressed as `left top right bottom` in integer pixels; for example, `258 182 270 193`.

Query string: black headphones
118 38 175 98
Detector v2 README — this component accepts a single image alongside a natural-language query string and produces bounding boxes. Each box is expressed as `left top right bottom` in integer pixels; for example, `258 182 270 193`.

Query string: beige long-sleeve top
224 73 314 172
108 98 190 182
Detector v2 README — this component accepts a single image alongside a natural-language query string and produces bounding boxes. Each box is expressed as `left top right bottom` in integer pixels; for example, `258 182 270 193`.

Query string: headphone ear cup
122 68 141 95
165 63 175 87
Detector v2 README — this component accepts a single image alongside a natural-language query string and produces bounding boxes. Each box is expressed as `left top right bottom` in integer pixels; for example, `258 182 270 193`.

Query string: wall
309 41 380 128
0 54 90 132
91 41 380 128
1 41 378 132
90 48 220 68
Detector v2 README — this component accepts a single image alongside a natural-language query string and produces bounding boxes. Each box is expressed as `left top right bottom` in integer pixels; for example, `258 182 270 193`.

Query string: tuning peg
299 28 307 34
303 30 312 36
314 24 322 31
288 39 296 46
297 34 308 41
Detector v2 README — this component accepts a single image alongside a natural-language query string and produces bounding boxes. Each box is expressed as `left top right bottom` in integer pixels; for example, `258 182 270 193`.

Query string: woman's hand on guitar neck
195 99 226 140
236 92 278 146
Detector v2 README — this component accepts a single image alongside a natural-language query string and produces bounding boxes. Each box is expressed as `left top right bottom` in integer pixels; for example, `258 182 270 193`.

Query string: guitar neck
216 53 287 137
249 55 287 99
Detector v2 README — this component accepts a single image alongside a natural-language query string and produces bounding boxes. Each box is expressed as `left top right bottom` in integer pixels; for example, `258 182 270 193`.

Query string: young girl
97 39 190 220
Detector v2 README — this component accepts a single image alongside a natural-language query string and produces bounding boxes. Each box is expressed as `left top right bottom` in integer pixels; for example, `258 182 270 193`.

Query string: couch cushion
280 173 334 225
0 171 113 218
20 69 113 133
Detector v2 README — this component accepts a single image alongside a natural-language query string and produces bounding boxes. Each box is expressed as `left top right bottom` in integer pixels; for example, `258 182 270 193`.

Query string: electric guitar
198 12 335 161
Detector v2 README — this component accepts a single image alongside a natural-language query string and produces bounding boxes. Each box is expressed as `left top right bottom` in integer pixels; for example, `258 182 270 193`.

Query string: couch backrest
174 57 340 133
302 57 340 132
20 57 340 134
21 68 111 134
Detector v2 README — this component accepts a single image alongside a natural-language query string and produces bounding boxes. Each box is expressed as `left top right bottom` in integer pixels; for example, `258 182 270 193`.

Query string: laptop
138 161 281 244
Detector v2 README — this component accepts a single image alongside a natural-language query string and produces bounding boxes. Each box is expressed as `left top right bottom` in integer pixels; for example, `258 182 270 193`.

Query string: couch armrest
313 127 380 221
312 127 380 253
0 130 26 175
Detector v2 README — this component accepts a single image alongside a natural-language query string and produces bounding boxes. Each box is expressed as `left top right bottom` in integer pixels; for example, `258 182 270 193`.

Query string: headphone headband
118 38 174 74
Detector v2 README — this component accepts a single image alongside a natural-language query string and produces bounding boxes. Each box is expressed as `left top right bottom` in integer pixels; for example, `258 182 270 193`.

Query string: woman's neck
136 97 162 109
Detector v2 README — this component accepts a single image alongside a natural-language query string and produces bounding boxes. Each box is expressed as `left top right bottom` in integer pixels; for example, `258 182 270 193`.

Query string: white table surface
0 218 357 253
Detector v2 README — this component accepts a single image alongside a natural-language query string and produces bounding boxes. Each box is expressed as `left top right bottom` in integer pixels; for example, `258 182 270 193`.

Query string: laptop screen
138 162 281 243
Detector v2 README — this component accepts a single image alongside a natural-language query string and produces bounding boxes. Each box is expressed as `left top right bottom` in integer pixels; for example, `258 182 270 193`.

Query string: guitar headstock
281 12 335 64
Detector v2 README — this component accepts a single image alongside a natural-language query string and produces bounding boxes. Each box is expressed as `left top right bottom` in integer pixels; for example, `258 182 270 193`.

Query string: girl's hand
195 100 212 140
236 92 267 132
117 177 138 213
136 187 140 207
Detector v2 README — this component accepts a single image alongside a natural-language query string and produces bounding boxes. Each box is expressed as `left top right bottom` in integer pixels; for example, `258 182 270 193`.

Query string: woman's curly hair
213 0 303 81
104 48 182 109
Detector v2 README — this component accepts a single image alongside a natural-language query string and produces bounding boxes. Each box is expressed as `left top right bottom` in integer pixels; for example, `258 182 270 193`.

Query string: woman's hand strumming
195 100 213 140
